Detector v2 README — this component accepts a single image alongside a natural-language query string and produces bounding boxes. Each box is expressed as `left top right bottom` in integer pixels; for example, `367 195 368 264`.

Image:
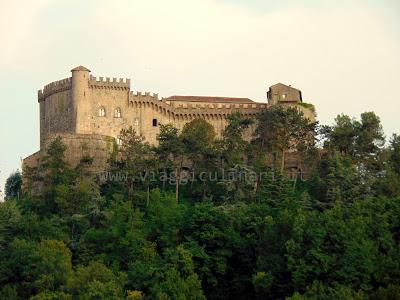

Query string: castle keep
24 66 315 171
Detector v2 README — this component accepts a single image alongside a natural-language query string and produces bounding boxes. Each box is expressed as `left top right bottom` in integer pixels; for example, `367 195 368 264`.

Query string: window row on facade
98 107 158 128
98 107 122 118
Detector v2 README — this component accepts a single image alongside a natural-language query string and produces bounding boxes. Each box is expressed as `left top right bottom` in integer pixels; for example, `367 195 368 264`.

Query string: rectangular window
152 118 158 127
134 117 140 126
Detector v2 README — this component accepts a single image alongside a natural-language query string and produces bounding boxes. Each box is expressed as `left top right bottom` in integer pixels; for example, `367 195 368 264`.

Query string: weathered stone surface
25 66 316 173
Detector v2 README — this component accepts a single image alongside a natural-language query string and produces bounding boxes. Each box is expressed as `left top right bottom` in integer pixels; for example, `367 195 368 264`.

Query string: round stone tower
71 65 90 133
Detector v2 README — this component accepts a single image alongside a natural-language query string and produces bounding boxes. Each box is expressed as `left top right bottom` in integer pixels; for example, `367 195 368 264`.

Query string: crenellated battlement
128 91 267 117
38 77 72 101
89 75 130 90
27 66 316 183
131 91 159 99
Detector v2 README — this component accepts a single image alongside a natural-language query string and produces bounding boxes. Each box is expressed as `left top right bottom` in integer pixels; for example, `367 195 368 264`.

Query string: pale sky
0 0 399 198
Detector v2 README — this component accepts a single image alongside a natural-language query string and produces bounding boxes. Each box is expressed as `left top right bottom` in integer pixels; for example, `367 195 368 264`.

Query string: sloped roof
165 95 254 104
270 82 300 91
71 65 91 72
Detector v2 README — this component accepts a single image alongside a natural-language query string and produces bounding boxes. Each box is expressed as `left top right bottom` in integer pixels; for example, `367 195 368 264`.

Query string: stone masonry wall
25 67 316 177
23 133 116 172
38 77 74 148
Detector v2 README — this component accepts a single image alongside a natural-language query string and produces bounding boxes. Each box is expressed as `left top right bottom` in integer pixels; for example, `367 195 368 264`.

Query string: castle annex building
24 66 314 171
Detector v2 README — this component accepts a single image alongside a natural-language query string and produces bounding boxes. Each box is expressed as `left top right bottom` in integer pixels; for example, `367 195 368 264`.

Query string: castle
23 66 315 172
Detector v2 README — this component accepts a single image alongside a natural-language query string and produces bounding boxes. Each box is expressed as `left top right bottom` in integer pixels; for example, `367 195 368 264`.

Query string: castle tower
71 65 90 133
25 66 317 188
267 83 302 105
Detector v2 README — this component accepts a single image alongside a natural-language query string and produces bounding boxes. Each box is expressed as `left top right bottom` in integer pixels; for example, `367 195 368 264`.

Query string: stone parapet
38 77 72 101
129 91 267 119
89 75 130 90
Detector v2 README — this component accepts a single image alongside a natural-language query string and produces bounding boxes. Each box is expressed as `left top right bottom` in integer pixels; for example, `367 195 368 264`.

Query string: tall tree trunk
202 180 207 200
176 157 183 203
292 173 298 191
146 184 150 206
175 167 179 203
272 152 277 173
255 175 261 202
190 167 195 193
162 167 166 189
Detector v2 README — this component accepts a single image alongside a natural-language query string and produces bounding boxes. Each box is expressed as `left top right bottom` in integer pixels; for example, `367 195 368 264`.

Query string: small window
134 117 140 126
116 137 122 146
98 107 106 117
114 107 122 118
152 118 158 127
281 94 287 100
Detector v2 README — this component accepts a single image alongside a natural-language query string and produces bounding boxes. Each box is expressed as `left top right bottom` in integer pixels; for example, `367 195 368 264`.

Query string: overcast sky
0 0 399 198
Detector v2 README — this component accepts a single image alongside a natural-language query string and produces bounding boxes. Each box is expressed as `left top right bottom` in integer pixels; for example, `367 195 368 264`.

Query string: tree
0 200 21 249
41 137 73 187
182 201 236 298
0 239 72 298
4 170 22 200
356 112 384 154
150 246 206 300
24 137 77 216
0 285 19 300
2 107 400 299
257 169 295 207
255 106 316 172
286 281 365 300
145 189 185 250
308 151 360 206
29 291 72 300
66 261 126 299
118 126 155 204
156 123 185 202
317 113 386 202
321 112 384 161
221 112 253 166
33 240 73 292
77 196 147 269
181 119 216 154
320 114 357 156
181 119 217 199
389 134 400 175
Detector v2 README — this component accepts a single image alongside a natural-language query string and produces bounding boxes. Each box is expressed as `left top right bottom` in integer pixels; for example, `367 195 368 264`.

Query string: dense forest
1 106 400 299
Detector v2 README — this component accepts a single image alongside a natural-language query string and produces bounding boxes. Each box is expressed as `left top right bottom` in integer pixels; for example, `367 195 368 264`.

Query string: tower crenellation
89 75 130 90
38 77 72 101
25 66 315 175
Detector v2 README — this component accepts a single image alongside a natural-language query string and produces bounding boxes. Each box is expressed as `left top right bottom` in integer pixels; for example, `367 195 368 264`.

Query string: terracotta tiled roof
165 95 254 103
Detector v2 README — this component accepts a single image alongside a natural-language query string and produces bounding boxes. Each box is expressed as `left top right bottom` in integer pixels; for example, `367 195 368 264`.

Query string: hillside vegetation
2 107 400 299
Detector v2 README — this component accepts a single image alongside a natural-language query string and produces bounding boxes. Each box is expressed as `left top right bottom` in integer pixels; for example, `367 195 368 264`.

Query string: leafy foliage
2 110 400 299
5 170 22 200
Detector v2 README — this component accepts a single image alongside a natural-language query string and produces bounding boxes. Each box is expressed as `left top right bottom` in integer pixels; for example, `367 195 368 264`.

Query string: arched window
98 106 106 117
114 107 122 118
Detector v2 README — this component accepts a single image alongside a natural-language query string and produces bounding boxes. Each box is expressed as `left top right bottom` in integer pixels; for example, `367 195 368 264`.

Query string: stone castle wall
37 68 273 146
25 66 316 174
38 77 74 148
23 133 116 172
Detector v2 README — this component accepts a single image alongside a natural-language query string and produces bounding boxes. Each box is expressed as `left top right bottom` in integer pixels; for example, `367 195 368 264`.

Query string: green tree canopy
5 170 22 200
